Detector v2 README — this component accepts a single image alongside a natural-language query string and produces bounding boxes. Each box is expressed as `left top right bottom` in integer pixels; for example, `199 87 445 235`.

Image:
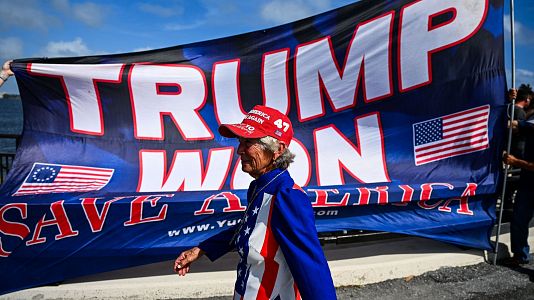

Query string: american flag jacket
199 168 337 300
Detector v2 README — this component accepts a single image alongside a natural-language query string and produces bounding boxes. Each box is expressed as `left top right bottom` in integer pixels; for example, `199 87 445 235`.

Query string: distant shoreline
1 94 21 100
0 96 23 153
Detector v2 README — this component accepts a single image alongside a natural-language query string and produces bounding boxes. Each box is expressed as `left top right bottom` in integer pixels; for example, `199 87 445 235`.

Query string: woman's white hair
258 136 295 170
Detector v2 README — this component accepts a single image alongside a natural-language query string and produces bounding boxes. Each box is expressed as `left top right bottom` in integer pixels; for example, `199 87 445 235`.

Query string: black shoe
500 257 530 267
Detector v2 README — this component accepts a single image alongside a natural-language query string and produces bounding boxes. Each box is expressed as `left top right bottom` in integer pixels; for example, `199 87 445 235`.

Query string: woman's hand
173 247 205 276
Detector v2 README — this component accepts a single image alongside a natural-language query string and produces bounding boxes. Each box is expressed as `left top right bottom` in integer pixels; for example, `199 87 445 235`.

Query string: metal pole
511 0 516 88
493 0 516 265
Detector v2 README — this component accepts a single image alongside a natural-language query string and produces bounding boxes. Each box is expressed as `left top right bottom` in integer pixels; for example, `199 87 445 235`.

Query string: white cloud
260 0 332 24
504 14 534 45
518 68 534 78
517 68 534 86
17 0 110 28
504 14 513 33
507 67 534 87
51 0 70 12
51 0 109 27
201 0 239 17
72 2 109 27
306 0 331 10
261 1 312 24
165 21 205 31
0 36 24 94
0 0 59 31
139 3 183 17
0 37 23 59
41 37 92 57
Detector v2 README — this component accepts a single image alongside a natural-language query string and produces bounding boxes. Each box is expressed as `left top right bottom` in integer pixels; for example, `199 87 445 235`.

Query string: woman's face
237 137 274 179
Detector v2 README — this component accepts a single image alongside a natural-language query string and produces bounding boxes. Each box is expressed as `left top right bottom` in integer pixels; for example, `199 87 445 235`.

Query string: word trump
27 0 487 137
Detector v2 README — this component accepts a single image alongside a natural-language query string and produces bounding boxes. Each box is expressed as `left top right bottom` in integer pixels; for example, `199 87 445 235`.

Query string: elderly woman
174 105 337 299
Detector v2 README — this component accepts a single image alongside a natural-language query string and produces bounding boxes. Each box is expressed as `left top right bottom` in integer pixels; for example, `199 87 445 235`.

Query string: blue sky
0 0 532 94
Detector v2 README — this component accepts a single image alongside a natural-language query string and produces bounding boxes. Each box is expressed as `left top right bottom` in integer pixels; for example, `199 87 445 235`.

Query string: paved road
337 260 534 300
177 260 534 300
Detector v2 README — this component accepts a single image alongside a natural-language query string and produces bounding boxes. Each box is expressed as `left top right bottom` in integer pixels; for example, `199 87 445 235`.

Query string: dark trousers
511 172 534 262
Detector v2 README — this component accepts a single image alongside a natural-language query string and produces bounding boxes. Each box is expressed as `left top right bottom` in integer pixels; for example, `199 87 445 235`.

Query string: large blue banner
0 0 505 294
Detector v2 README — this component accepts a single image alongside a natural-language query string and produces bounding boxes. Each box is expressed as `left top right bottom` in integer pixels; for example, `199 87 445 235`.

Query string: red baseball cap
218 105 294 145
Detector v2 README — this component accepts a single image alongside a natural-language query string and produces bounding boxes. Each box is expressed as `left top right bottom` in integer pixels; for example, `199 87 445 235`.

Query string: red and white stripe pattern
234 192 301 300
13 163 114 196
413 105 490 165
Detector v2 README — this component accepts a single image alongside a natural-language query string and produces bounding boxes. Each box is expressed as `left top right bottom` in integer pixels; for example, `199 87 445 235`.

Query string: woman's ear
273 142 288 161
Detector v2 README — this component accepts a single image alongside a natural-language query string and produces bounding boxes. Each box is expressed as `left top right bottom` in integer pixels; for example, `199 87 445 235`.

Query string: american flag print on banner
413 105 490 166
13 163 114 196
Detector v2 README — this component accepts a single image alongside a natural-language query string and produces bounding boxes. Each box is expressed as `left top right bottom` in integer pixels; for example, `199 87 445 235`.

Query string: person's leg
510 181 534 263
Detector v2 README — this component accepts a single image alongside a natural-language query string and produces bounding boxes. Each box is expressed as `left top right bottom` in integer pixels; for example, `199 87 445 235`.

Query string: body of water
0 97 23 153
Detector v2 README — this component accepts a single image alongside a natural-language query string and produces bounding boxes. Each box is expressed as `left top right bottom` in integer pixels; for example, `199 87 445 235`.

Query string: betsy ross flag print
413 105 490 166
13 163 114 196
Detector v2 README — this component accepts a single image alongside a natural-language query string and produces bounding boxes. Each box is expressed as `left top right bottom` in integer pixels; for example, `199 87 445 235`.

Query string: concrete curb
2 229 532 300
